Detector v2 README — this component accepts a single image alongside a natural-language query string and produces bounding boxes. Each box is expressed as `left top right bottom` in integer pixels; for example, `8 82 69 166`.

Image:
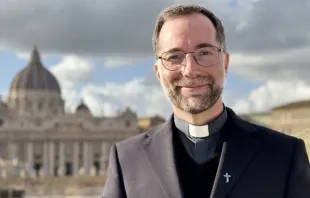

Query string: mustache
172 76 214 87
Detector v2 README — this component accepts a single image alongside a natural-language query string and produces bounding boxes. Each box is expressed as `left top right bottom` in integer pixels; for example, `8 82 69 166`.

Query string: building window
26 99 31 108
35 119 42 126
35 155 41 160
93 161 101 176
77 122 84 128
49 101 54 108
37 99 44 111
282 128 291 134
125 120 131 127
53 108 58 114
94 153 100 159
54 123 59 128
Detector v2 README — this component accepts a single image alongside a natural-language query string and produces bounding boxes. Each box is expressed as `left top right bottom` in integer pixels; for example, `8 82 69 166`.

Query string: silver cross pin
224 173 231 183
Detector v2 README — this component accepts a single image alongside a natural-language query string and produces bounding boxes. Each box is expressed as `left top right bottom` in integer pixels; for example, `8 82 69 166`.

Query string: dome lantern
8 46 61 93
29 45 42 66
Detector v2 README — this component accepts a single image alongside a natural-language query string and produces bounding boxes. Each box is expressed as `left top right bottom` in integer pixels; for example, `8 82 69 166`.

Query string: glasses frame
157 45 224 71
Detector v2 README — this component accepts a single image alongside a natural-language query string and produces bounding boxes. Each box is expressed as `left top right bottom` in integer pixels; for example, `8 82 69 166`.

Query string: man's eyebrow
195 43 216 49
163 47 183 53
160 43 217 55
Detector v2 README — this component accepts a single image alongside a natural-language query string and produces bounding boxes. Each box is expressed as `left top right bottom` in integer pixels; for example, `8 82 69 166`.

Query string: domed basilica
0 46 140 180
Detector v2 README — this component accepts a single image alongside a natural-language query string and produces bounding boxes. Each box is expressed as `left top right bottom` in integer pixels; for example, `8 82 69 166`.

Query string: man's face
155 13 229 114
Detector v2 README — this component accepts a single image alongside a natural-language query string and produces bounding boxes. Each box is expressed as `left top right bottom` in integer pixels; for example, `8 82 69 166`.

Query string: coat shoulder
114 123 165 154
228 107 300 145
242 119 301 150
252 122 299 141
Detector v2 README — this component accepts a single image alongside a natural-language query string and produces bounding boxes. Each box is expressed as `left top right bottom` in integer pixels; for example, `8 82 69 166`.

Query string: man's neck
173 100 224 126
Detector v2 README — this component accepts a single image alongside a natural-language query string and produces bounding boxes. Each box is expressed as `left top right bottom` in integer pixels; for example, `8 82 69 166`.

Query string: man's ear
155 63 160 79
224 52 230 74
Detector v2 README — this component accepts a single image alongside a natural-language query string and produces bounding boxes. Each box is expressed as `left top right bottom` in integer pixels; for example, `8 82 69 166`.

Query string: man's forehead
158 31 217 54
161 42 217 53
158 14 217 52
159 13 216 36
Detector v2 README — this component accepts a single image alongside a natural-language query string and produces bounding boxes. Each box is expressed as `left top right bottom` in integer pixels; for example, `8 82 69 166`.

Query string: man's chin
182 106 207 114
186 96 206 104
179 102 208 114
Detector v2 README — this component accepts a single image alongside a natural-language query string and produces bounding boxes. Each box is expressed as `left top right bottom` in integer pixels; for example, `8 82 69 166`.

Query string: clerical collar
174 107 227 138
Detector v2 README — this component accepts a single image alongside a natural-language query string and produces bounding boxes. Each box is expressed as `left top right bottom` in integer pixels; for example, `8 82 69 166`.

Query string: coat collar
146 107 258 138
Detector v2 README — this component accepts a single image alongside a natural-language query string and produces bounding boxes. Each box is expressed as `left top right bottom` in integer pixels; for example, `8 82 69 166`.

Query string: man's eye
199 51 212 55
168 55 183 60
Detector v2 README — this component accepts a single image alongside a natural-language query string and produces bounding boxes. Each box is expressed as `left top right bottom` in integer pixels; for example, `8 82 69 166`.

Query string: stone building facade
0 46 140 181
239 112 271 127
138 115 166 132
242 100 310 156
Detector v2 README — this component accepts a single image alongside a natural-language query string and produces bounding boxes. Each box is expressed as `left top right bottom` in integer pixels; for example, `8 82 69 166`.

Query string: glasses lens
160 47 220 70
194 47 219 67
161 51 185 70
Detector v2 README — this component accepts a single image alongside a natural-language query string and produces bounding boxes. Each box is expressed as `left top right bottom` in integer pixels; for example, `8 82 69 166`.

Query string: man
102 4 310 198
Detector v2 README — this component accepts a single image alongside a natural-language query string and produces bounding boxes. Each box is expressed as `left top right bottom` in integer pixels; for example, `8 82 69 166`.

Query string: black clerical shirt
173 107 228 197
174 107 227 164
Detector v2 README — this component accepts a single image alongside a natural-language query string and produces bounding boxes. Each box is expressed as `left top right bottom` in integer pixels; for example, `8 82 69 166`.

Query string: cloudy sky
0 0 309 118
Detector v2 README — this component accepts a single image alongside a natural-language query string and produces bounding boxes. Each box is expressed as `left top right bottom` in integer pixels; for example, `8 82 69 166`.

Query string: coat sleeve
285 139 310 198
101 144 127 198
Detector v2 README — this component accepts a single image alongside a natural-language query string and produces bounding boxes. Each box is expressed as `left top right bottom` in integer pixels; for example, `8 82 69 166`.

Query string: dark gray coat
102 108 310 198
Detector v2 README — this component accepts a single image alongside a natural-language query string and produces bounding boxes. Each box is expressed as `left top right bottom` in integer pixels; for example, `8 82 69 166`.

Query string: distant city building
0 46 144 196
239 112 271 127
138 115 166 132
241 100 310 156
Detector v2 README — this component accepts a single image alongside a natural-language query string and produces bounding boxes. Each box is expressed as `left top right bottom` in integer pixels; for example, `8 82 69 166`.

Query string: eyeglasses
157 46 224 71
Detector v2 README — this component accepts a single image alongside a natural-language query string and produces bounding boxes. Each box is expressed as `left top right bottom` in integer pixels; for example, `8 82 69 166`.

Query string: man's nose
182 54 201 78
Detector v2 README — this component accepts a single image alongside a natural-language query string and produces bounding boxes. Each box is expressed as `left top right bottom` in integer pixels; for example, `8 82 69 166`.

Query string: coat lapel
214 108 261 198
140 116 183 198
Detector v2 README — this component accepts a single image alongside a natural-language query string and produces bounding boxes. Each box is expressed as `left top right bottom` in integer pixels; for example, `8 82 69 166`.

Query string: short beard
163 76 223 114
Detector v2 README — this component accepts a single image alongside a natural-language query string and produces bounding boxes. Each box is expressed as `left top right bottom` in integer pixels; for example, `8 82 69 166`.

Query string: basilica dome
9 46 61 94
76 102 90 112
6 46 64 116
75 99 92 116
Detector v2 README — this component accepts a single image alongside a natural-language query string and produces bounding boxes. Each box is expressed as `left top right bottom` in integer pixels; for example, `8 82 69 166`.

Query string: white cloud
231 0 310 53
44 53 310 118
45 54 170 117
49 55 94 112
228 80 310 114
79 77 310 118
43 54 310 118
227 0 310 84
230 46 310 83
80 78 172 118
103 56 148 68
50 55 94 88
0 0 243 56
44 54 172 117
